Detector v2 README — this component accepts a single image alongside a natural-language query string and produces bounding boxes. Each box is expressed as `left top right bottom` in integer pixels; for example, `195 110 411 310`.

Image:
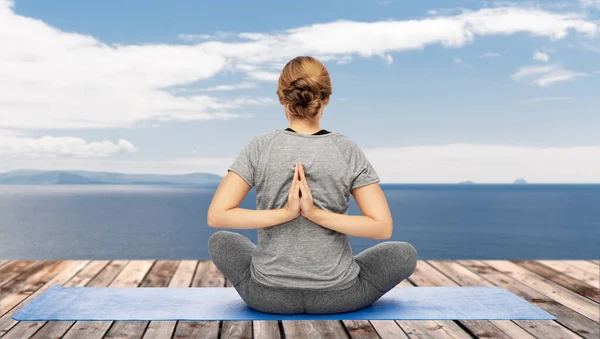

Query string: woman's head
277 56 332 122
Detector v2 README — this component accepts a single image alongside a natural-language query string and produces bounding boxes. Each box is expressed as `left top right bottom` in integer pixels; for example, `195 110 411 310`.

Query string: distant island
458 180 476 184
0 170 223 186
513 178 528 184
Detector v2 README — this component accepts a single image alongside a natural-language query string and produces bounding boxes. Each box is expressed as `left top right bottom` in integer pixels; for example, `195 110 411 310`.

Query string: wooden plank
561 260 600 276
30 260 129 339
369 320 409 339
378 282 457 339
222 279 255 339
409 260 515 339
343 320 382 339
279 283 352 338
366 281 410 339
86 260 130 286
28 261 116 339
282 320 349 339
0 260 9 269
458 260 598 339
385 263 471 339
253 320 282 339
279 267 423 339
0 261 71 316
428 260 547 339
588 260 599 265
172 261 222 339
222 277 283 339
0 261 42 287
535 260 600 290
103 260 180 339
61 260 155 339
380 279 468 339
482 260 599 323
0 261 90 338
3 261 106 339
514 261 598 302
142 260 197 339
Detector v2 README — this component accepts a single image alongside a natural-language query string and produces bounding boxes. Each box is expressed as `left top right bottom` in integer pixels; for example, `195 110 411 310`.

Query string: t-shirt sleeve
348 141 380 191
227 137 258 187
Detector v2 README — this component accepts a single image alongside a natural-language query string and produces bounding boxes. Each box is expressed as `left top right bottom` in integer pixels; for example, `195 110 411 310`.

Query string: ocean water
0 184 598 260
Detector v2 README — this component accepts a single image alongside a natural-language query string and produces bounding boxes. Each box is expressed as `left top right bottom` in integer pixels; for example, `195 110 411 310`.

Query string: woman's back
227 128 380 290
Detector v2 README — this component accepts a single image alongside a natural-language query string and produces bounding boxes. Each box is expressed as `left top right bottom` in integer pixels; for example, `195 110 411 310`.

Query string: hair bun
282 77 322 118
277 56 332 120
290 77 320 104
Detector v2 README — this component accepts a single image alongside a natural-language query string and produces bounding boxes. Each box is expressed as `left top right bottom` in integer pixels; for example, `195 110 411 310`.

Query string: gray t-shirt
227 129 380 290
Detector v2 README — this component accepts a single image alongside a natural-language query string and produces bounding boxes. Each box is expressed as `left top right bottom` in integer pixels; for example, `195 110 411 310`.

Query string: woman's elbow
206 211 221 228
375 221 393 240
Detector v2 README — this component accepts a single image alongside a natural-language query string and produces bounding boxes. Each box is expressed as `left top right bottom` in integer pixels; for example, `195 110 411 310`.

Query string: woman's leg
240 279 306 314
303 276 383 314
207 230 305 314
303 241 418 314
207 230 255 286
354 241 418 293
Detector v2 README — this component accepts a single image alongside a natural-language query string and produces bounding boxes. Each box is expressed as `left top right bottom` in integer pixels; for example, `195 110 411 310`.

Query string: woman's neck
287 123 322 134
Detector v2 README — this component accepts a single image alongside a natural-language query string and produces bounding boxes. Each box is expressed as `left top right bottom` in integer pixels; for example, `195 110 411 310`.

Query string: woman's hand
298 163 317 219
283 163 301 219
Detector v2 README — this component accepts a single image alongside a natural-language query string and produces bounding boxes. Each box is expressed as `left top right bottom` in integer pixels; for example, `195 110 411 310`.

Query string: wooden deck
0 260 598 339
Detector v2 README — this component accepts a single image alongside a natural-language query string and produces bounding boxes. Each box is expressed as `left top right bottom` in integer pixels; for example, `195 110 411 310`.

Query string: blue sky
1 0 599 183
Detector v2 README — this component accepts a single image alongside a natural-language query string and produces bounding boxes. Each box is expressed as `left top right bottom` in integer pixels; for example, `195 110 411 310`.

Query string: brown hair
276 56 332 121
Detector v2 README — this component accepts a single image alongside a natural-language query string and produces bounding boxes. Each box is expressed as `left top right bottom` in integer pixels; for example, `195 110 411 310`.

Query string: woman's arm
304 183 393 240
207 171 296 229
208 206 296 229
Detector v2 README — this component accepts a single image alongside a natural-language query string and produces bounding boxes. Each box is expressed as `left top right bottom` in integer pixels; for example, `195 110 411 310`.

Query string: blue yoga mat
13 285 556 321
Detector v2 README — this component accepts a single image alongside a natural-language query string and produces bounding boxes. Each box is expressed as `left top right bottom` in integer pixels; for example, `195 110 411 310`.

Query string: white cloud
336 55 353 64
580 0 600 9
0 129 26 137
203 83 258 91
178 33 214 41
235 64 259 71
167 82 258 94
512 64 556 78
511 64 585 86
517 96 571 104
246 71 280 81
0 135 138 157
231 97 277 105
177 31 235 41
382 54 394 65
261 7 598 61
480 52 502 58
579 41 600 53
364 144 600 183
1 2 599 130
533 51 550 61
453 57 473 68
2 143 598 183
534 71 586 86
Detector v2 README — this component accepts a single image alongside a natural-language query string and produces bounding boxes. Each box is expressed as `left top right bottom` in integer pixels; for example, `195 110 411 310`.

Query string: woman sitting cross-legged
207 55 418 315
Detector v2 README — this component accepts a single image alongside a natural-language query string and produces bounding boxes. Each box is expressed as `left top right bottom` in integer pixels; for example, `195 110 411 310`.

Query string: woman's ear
323 96 330 106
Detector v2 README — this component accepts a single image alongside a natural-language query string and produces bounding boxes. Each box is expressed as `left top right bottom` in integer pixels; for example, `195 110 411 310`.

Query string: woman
207 56 418 314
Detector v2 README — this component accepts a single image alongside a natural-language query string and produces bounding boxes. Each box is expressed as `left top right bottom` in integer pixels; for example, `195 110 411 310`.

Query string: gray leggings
208 230 418 315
